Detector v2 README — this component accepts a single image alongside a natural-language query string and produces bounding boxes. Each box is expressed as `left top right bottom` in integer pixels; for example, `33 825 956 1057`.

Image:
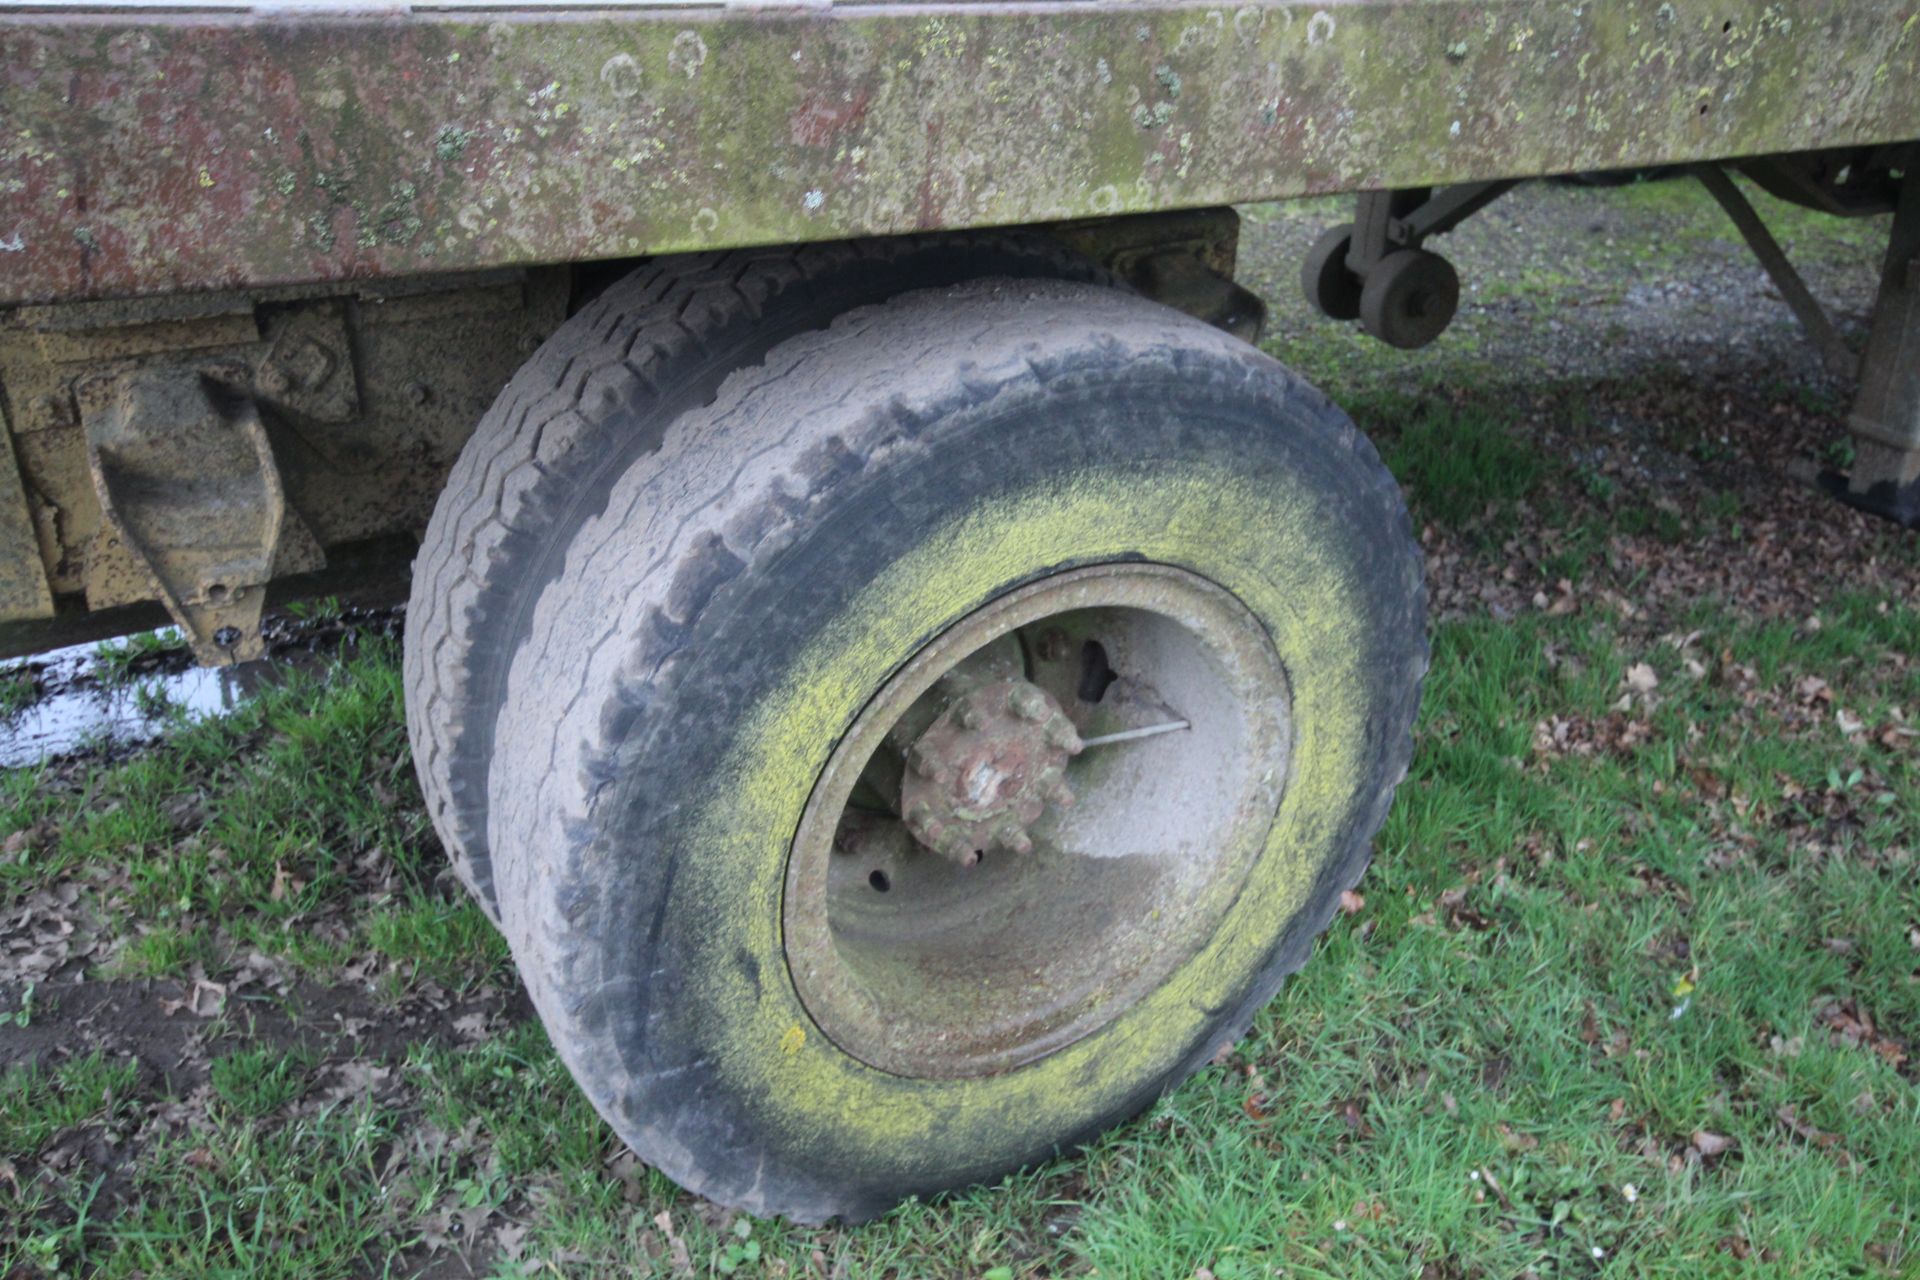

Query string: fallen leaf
1691 1129 1735 1158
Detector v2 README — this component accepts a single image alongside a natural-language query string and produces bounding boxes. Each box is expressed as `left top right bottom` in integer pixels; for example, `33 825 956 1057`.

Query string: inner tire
488 281 1427 1222
404 234 1111 920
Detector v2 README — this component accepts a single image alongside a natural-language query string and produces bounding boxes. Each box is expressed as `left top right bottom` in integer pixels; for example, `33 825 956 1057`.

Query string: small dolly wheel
1301 223 1363 320
1359 248 1460 349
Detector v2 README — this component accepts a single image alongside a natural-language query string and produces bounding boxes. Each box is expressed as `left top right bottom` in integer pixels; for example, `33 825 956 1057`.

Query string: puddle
0 608 401 769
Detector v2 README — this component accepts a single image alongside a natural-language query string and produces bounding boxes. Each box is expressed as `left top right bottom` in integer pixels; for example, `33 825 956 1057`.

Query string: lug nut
911 748 947 782
918 818 947 846
1008 686 1048 722
944 836 982 867
1048 781 1076 809
959 703 986 731
1002 828 1034 855
1045 719 1083 754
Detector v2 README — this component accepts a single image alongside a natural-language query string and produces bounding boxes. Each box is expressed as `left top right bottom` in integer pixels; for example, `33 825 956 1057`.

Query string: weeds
92 630 183 687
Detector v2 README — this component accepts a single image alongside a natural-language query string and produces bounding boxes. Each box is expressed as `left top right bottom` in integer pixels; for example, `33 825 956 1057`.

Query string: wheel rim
783 563 1293 1079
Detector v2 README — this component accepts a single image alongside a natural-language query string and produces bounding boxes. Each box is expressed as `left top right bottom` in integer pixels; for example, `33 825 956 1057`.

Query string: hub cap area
901 678 1082 866
784 564 1293 1079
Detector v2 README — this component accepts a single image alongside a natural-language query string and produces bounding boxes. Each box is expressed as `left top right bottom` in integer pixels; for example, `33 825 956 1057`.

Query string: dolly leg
1835 167 1920 527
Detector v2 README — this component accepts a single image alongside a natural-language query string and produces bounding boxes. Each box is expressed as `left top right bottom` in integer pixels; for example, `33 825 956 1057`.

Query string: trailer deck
4 1 1918 305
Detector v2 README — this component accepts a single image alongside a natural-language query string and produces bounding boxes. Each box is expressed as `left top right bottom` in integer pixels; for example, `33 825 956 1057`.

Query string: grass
210 1046 317 1118
3 591 1914 1277
1380 399 1546 531
2 1054 138 1161
92 629 183 687
0 665 38 719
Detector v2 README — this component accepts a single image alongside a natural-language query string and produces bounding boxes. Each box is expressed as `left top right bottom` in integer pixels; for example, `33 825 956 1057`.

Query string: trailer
2 0 1916 1222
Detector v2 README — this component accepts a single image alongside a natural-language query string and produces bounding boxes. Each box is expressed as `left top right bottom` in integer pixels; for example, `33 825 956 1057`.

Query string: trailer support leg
1695 165 1857 379
1828 167 1920 528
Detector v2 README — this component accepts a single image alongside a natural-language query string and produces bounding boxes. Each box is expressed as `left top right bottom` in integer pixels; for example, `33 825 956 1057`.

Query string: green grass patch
4 593 1916 1277
1379 400 1547 530
1 636 436 946
366 895 511 991
1 1054 138 1161
91 629 184 687
209 1046 317 1118
0 665 39 719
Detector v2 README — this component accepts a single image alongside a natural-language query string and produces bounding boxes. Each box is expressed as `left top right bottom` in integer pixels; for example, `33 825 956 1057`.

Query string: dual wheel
405 235 1426 1222
1302 222 1461 349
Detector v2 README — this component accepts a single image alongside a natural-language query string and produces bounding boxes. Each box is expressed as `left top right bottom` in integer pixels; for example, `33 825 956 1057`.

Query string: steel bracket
79 363 323 663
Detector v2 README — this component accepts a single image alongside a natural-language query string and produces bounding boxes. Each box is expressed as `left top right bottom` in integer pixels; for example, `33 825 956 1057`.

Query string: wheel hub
901 679 1081 865
784 563 1293 1078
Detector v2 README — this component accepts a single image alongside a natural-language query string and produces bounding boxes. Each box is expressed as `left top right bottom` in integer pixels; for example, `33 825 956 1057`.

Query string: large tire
404 235 1110 920
486 280 1427 1222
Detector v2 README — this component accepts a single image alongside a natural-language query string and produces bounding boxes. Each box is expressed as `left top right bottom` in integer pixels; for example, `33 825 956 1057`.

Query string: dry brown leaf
1690 1129 1735 1158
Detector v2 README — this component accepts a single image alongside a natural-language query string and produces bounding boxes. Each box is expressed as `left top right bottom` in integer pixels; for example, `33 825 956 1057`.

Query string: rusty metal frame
3 2 1918 307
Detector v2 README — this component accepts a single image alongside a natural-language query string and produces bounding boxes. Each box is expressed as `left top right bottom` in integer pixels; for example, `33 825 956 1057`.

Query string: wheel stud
1008 686 1049 721
1048 781 1076 809
1045 719 1083 754
1002 828 1034 855
959 702 986 731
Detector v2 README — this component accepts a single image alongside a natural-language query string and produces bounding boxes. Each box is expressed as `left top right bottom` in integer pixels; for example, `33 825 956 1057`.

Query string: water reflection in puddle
1 611 397 769
0 633 276 768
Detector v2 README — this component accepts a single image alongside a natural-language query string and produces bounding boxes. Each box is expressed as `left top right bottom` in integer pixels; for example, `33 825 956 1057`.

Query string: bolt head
1003 829 1034 856
1045 719 1083 754
1009 686 1048 721
257 365 292 395
1049 781 1076 809
959 703 986 731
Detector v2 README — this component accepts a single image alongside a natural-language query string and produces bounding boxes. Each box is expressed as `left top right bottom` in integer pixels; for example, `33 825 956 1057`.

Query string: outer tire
489 281 1427 1222
404 235 1109 920
1358 247 1461 350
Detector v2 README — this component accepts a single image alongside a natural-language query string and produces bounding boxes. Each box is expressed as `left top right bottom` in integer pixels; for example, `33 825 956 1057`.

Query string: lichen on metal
2 1 1917 305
